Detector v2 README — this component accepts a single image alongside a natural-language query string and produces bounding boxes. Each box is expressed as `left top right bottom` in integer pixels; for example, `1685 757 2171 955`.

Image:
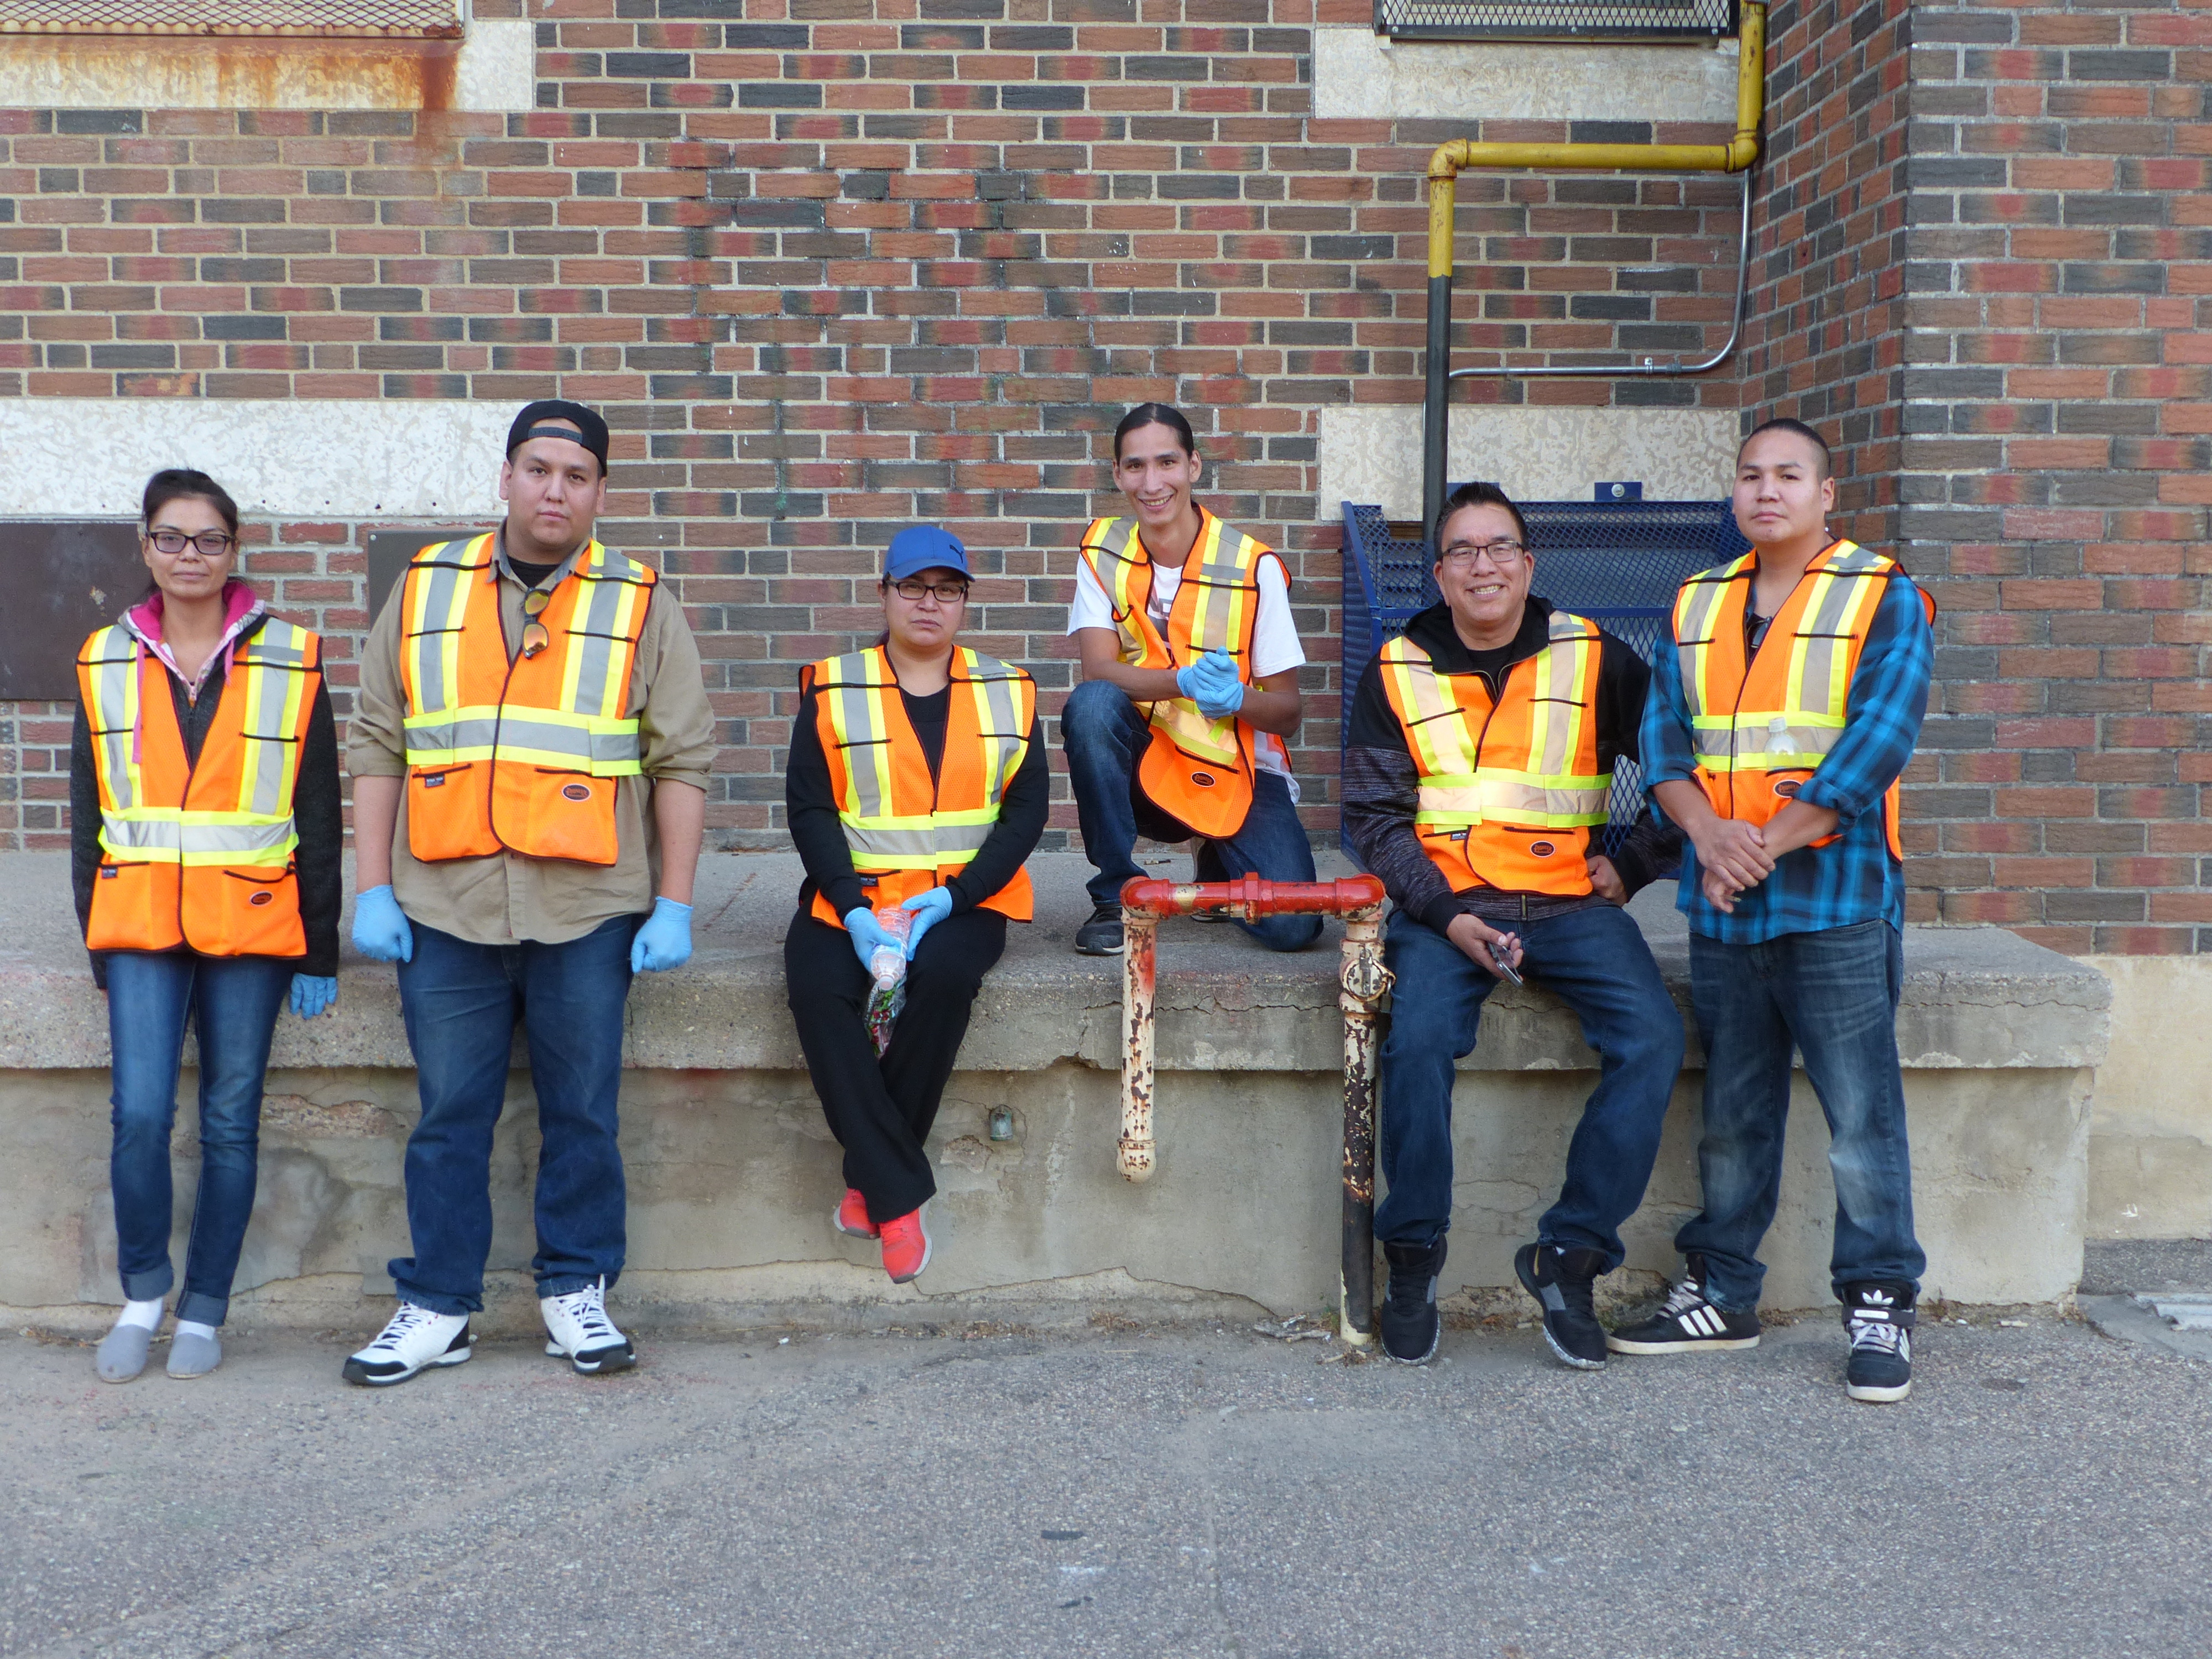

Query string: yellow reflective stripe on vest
401 539 649 775
403 534 486 721
1384 615 1612 830
1178 513 1259 657
82 627 145 824
963 653 1031 797
85 620 307 868
821 648 1029 869
1678 541 1892 773
1672 551 1751 727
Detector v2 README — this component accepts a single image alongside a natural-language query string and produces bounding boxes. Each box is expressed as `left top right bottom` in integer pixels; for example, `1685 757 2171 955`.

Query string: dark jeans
785 907 1006 1225
106 950 294 1326
390 914 638 1316
1059 677 1320 951
1373 905 1685 1267
1677 920 1925 1310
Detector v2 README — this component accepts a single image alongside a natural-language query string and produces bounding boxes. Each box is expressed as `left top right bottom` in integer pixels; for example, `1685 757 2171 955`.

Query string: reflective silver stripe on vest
100 816 296 857
404 544 476 716
823 653 890 823
846 820 995 861
567 557 638 707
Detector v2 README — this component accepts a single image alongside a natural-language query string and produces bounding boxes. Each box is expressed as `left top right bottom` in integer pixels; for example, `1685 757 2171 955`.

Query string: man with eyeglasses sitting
339 399 716 1387
1342 481 1684 1370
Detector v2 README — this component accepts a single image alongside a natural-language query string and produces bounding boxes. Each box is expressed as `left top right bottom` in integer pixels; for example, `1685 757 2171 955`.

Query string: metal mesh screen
1339 494 1750 858
0 0 458 34
1375 0 1733 39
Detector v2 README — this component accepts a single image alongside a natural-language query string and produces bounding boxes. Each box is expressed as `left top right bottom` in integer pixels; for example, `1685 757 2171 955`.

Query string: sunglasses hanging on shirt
521 586 553 659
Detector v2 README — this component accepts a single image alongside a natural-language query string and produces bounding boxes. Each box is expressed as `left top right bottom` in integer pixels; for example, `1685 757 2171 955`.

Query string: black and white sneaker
342 1303 473 1387
1074 902 1124 956
1514 1241 1609 1370
1605 1254 1762 1354
1842 1282 1915 1403
541 1277 637 1376
1380 1237 1447 1365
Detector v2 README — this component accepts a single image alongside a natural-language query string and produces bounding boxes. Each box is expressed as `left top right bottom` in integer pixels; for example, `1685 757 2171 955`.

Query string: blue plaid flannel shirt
1641 570 1933 943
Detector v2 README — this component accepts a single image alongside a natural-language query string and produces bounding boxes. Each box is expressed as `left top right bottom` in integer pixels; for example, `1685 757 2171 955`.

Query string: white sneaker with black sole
342 1303 473 1387
542 1276 637 1375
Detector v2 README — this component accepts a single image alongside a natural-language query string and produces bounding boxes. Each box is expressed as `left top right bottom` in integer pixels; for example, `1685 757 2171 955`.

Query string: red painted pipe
1118 874 1387 920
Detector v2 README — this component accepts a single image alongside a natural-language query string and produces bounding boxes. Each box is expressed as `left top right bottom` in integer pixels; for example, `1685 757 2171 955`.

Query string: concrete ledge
0 854 2110 1323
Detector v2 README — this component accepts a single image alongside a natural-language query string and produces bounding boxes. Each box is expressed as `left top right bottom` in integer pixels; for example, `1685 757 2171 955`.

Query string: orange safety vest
803 645 1036 928
398 535 658 867
1671 539 1934 859
1377 611 1612 896
1076 509 1284 841
77 617 322 957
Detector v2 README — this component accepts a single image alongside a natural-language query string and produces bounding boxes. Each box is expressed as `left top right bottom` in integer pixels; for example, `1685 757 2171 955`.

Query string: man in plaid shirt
1623 418 1936 1404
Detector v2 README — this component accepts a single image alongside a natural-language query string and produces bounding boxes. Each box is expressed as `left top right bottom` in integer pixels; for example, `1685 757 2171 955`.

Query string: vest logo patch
421 772 445 788
100 865 118 879
249 891 274 906
1775 779 1802 798
1190 771 1216 787
1529 841 1557 858
562 782 593 801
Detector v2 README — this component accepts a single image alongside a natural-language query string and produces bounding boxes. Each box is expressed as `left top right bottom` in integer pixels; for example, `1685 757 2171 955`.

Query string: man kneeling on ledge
1343 482 1685 1369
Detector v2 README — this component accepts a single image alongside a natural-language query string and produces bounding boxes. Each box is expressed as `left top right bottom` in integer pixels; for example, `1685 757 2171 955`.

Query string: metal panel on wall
1374 0 1733 38
0 521 148 701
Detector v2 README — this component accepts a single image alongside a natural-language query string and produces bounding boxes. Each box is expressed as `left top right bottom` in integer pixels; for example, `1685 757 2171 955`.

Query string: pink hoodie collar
121 578 267 703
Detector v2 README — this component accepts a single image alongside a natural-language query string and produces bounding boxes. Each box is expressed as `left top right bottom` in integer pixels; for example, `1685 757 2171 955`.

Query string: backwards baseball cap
505 399 610 474
884 525 971 583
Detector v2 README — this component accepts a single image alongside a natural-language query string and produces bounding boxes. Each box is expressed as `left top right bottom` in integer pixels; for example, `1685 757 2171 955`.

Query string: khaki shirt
348 534 717 947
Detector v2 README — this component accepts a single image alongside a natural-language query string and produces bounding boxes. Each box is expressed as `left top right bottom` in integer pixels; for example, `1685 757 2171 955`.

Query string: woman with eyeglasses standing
783 526 1047 1284
70 469 341 1381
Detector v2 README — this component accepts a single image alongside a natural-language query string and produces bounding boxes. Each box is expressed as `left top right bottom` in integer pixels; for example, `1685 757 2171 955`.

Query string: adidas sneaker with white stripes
1605 1255 1762 1355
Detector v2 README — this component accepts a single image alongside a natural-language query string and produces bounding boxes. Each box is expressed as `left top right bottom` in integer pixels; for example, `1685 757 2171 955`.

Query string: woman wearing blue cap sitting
784 526 1047 1284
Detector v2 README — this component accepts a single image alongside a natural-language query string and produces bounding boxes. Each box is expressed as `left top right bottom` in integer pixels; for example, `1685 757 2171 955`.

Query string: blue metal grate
1339 493 1750 858
1375 0 1734 39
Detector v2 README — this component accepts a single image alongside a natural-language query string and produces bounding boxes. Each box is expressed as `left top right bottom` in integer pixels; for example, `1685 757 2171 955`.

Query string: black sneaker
1380 1237 1447 1365
1514 1241 1609 1370
1842 1281 1915 1403
1074 902 1124 956
1605 1254 1762 1354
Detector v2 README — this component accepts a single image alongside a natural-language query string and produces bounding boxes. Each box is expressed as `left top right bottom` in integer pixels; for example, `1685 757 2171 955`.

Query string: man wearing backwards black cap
340 400 716 1387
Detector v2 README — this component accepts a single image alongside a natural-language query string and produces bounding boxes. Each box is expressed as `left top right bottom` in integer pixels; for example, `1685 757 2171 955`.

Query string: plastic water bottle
865 905 913 1055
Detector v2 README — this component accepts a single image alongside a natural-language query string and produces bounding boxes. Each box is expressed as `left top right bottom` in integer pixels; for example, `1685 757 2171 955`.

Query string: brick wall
0 0 1745 853
0 0 2201 952
1901 0 2209 953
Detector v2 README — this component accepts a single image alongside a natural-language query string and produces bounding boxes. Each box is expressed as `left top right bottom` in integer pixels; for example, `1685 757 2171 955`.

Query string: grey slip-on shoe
166 1328 222 1379
96 1323 154 1384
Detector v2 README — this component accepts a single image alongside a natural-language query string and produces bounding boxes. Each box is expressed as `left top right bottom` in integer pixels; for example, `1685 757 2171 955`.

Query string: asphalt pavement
6 1307 2210 1658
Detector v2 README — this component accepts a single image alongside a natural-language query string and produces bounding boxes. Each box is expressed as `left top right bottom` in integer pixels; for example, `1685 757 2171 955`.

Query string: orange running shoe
834 1188 879 1240
880 1204 932 1283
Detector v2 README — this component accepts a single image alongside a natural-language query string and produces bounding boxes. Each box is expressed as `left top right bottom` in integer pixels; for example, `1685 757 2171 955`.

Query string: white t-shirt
1066 534 1305 792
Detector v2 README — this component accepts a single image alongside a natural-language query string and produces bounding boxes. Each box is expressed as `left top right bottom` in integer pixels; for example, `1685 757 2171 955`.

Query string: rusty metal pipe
1116 874 1393 1347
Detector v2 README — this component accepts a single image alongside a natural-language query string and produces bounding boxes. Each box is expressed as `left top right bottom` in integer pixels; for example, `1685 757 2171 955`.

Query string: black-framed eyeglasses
1438 540 1527 567
147 529 237 558
890 578 970 604
521 585 553 658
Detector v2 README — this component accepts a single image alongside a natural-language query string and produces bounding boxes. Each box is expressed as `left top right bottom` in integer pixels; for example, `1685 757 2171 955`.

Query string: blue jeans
106 950 294 1326
1060 677 1321 951
1373 905 1684 1265
390 914 639 1316
1677 920 1925 1310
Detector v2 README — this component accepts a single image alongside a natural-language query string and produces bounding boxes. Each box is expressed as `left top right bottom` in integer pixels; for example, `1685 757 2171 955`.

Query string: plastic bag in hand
865 906 914 1055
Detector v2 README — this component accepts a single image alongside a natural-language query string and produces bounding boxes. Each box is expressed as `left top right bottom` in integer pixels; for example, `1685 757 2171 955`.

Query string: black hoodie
1342 594 1681 936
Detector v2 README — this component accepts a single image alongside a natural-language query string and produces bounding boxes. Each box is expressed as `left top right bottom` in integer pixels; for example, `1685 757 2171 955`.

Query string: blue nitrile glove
351 885 413 964
630 895 694 973
844 906 899 973
289 974 337 1020
899 886 954 957
1174 650 1245 721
